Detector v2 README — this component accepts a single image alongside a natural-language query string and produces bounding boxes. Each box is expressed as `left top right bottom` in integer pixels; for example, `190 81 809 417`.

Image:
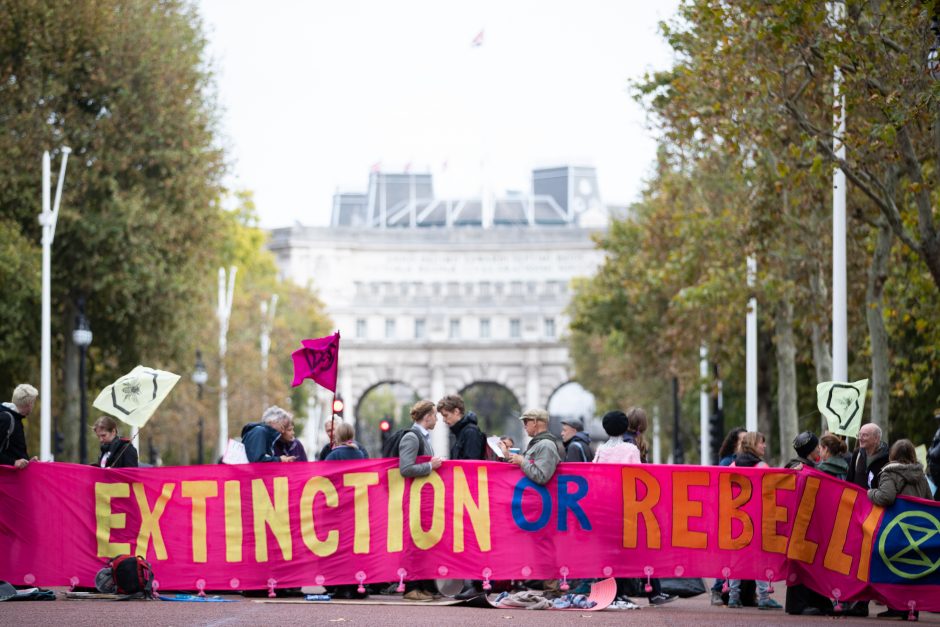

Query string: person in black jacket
0 384 39 469
847 423 889 490
241 406 297 463
561 418 592 462
437 394 484 461
93 415 139 468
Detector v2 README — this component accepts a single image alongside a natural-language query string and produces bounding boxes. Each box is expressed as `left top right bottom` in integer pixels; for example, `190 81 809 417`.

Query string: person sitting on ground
784 431 819 470
325 423 365 461
0 384 39 469
717 427 746 467
398 400 443 602
728 432 782 611
593 410 640 464
867 439 932 620
508 409 562 485
816 434 849 480
241 406 297 463
93 416 138 468
560 418 592 462
273 418 307 462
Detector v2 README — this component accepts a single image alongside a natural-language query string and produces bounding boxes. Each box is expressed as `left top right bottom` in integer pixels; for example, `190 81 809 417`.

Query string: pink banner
1 460 938 610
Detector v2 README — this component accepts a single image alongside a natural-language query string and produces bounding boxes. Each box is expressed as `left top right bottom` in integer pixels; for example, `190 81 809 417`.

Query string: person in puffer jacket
868 439 932 506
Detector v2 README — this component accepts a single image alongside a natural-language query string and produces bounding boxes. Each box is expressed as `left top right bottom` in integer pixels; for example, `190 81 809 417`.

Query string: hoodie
0 402 28 466
449 411 484 460
240 422 282 463
564 431 592 462
868 462 932 506
817 455 849 480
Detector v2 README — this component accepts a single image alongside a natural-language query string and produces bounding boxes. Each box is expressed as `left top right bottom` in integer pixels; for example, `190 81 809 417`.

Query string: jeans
729 579 768 602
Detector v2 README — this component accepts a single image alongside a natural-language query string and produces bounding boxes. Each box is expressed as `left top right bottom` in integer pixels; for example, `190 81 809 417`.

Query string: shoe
800 607 823 615
877 608 909 619
710 590 724 606
454 584 481 600
843 601 869 617
728 598 742 609
403 590 433 602
610 600 641 610
648 593 676 606
759 598 783 610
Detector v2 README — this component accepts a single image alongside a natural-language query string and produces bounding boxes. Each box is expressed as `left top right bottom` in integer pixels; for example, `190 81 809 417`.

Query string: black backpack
96 555 154 597
0 410 13 452
382 429 411 458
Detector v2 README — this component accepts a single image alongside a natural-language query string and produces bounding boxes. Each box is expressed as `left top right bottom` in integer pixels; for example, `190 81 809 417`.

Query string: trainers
728 598 742 609
403 590 433 602
648 593 676 606
710 590 724 606
759 598 783 610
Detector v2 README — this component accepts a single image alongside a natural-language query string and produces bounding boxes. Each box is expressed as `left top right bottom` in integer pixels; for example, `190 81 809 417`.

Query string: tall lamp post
192 350 208 464
72 297 92 464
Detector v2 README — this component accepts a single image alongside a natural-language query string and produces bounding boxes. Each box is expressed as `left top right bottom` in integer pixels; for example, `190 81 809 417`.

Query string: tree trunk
866 217 893 431
774 297 799 462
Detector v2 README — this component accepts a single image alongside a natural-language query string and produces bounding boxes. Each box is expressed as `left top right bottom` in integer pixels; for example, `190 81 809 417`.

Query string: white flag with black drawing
816 379 869 438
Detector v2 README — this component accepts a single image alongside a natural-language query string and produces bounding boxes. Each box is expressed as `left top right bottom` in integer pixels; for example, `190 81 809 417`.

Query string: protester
560 418 592 462
93 416 138 468
593 411 640 464
508 409 562 485
867 439 932 620
927 412 940 500
241 406 297 463
784 431 819 470
624 407 650 462
272 418 307 462
729 432 781 610
325 423 365 461
847 423 889 490
437 393 485 460
317 417 368 461
816 434 849 480
717 427 746 466
398 400 442 601
0 384 39 469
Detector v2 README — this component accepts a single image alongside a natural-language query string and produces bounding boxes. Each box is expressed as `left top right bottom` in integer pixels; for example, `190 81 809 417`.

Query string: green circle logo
878 511 940 580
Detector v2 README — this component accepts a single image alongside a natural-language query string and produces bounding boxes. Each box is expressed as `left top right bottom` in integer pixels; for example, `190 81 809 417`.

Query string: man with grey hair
847 423 889 490
508 408 563 485
240 405 297 463
1 384 39 469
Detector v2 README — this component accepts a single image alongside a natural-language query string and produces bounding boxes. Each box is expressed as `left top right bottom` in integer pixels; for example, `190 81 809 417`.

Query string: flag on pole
92 365 181 429
370 161 381 173
471 29 484 47
816 379 869 438
291 332 340 391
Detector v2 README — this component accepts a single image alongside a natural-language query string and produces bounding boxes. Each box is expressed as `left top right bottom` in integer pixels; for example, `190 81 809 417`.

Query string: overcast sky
198 0 679 228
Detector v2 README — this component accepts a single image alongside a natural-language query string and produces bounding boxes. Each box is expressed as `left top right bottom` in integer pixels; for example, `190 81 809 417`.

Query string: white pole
39 148 70 461
746 256 758 432
218 266 237 457
831 1 848 382
700 344 709 463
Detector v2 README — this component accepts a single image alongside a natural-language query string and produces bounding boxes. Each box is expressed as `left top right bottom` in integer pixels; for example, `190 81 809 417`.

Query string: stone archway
354 381 421 456
547 380 598 438
458 381 524 445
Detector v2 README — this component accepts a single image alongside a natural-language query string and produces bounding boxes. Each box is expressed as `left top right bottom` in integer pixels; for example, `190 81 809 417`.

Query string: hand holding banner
291 332 340 391
817 379 869 437
92 365 181 428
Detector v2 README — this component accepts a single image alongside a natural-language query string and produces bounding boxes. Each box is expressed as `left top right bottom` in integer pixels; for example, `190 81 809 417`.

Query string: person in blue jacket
325 423 366 461
241 405 297 463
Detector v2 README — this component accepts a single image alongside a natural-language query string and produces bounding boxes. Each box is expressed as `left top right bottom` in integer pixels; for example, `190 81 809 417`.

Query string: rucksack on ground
96 555 154 597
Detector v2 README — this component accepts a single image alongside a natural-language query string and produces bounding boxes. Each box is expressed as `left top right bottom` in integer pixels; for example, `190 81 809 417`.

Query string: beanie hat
602 410 629 437
793 431 819 459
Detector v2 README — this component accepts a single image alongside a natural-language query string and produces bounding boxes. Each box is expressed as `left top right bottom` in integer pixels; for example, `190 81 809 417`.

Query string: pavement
0 584 937 626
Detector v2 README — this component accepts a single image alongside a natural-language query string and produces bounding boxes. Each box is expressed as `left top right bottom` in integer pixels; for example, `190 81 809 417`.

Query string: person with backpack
437 393 485 461
0 384 38 469
398 400 442 601
93 415 138 468
560 418 592 462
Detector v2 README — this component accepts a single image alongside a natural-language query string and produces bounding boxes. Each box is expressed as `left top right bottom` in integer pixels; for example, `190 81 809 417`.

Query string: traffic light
379 417 392 446
332 395 344 417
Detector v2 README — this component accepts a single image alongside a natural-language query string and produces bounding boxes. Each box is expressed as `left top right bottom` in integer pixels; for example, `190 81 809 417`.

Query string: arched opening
457 381 523 445
547 381 598 439
355 381 420 456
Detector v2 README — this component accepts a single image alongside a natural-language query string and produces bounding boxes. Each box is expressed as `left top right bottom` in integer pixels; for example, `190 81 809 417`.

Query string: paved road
0 586 936 626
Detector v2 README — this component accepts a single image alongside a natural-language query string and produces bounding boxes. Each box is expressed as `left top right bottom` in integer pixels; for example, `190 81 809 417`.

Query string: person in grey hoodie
561 418 592 462
508 408 562 485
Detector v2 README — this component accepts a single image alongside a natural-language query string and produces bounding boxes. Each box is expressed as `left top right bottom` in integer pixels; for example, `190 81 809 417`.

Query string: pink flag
471 29 484 47
290 332 340 390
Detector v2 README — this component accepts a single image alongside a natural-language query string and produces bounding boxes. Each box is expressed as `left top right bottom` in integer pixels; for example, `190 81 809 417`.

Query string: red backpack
98 555 154 597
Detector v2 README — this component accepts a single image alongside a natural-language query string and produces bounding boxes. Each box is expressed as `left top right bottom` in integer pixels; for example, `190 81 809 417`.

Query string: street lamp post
192 350 208 464
72 297 92 464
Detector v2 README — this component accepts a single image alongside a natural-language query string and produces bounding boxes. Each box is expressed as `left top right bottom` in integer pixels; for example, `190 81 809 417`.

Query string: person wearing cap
560 417 592 462
508 408 562 485
784 431 819 470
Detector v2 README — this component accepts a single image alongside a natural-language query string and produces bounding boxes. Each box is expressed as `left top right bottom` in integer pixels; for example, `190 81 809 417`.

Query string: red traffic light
379 419 391 432
332 398 344 414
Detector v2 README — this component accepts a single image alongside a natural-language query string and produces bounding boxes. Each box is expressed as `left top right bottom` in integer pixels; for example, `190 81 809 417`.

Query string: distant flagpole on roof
471 29 484 47
370 161 381 173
